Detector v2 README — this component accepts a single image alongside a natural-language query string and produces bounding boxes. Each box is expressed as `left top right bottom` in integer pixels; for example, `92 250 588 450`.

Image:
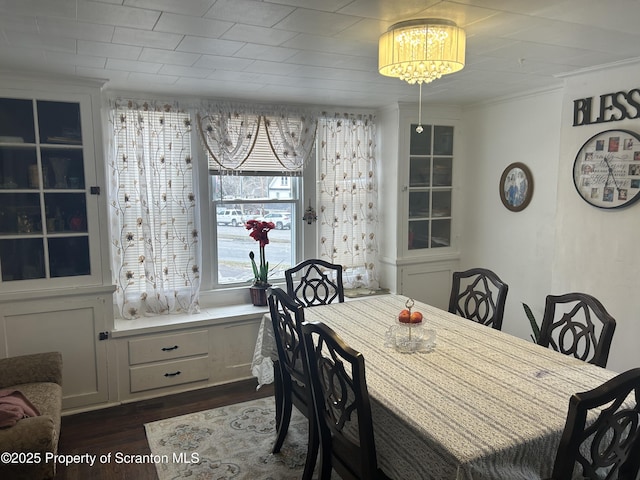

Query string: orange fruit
398 309 411 323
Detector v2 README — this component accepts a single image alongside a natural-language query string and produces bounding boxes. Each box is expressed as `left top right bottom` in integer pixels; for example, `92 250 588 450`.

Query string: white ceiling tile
123 0 215 17
340 18 390 41
284 50 375 72
0 15 38 33
242 60 301 76
128 71 179 85
113 27 183 50
280 33 376 57
154 12 233 38
0 45 45 65
193 55 254 71
337 0 440 21
78 1 161 29
106 57 161 73
266 0 354 12
4 31 76 53
173 76 264 96
221 24 298 46
77 65 130 82
78 40 142 60
533 0 640 34
207 69 274 84
233 43 300 62
36 17 115 42
507 21 640 57
176 36 244 56
157 64 212 78
204 0 295 28
139 48 201 66
0 0 77 19
273 9 361 36
44 51 107 69
415 1 501 28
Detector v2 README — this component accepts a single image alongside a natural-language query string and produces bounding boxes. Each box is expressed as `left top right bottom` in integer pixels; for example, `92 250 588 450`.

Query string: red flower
246 220 275 247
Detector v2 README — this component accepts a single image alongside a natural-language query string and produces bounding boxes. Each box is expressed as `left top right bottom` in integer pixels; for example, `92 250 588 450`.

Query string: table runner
252 295 620 479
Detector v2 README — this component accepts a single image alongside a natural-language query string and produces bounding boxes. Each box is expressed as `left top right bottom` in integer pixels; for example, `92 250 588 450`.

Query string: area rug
144 396 310 480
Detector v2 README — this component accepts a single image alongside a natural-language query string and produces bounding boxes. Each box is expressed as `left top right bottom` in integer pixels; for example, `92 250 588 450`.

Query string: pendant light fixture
379 19 465 133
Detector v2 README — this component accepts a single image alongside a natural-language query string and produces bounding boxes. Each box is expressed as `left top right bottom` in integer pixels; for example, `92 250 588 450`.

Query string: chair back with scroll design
448 268 509 330
537 292 616 368
302 321 390 480
267 287 317 480
549 368 640 480
285 258 344 307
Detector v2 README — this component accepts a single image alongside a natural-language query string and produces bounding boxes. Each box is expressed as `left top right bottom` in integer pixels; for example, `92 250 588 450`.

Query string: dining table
250 294 622 480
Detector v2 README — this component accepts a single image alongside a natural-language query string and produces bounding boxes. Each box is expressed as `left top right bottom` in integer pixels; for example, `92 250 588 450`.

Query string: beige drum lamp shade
379 19 466 85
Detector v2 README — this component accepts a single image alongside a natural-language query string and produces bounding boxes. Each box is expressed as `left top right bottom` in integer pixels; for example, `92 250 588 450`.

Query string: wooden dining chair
448 267 509 330
267 287 317 480
548 367 640 480
285 258 344 307
537 292 616 368
301 321 391 480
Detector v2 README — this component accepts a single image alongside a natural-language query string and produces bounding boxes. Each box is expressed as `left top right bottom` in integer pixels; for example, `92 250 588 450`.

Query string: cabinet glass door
0 97 90 282
408 124 453 250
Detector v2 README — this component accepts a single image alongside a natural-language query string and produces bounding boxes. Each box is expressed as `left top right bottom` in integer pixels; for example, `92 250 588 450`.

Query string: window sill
112 303 269 338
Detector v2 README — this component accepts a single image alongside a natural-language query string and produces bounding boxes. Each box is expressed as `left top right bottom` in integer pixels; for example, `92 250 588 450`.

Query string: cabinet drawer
130 356 209 393
128 330 209 365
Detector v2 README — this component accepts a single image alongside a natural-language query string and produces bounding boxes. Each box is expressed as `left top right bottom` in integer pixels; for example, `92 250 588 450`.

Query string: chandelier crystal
378 19 465 85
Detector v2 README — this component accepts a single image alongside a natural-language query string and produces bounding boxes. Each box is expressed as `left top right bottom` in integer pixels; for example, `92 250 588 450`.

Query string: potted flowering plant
246 219 276 305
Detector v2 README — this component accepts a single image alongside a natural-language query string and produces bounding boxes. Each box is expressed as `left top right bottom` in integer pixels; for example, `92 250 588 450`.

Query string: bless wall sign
573 89 640 126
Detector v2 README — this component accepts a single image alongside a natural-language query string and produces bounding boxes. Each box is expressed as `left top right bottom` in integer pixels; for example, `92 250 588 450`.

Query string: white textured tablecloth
251 295 620 480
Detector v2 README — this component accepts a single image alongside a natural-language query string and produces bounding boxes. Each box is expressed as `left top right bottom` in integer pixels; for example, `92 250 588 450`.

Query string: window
211 176 300 287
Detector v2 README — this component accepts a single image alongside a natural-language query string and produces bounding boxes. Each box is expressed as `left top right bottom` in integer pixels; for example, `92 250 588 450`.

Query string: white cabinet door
401 261 458 310
0 80 109 292
0 288 113 410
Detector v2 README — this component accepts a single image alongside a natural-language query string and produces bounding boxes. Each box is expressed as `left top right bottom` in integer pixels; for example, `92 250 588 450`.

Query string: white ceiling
1 0 640 108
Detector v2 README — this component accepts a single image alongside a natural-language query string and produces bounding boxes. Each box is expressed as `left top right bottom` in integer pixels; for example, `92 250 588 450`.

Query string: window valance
197 103 317 175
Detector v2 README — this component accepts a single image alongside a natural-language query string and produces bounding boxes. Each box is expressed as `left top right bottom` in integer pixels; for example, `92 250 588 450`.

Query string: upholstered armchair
0 352 63 480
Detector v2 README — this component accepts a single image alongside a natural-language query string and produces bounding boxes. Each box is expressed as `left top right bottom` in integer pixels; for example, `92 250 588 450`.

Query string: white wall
461 62 640 373
553 62 640 372
460 89 563 343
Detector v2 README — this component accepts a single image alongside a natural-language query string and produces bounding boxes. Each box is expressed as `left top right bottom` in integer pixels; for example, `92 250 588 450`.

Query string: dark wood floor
56 379 274 479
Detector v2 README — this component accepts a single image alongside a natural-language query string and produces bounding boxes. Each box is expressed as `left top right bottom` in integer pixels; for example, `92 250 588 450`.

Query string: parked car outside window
217 209 244 227
261 212 291 230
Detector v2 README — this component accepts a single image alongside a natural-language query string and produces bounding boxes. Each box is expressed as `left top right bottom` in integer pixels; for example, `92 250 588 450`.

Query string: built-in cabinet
0 75 114 412
379 103 461 307
113 312 264 402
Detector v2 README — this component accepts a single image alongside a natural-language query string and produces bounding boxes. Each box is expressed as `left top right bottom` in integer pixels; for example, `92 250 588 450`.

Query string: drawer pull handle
161 345 179 351
164 371 182 377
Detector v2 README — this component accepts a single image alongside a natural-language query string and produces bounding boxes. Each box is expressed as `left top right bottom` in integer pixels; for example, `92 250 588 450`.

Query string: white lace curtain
317 113 379 289
197 103 317 173
107 99 201 319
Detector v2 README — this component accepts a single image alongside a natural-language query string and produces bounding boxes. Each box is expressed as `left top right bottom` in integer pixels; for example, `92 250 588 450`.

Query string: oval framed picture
499 162 533 212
